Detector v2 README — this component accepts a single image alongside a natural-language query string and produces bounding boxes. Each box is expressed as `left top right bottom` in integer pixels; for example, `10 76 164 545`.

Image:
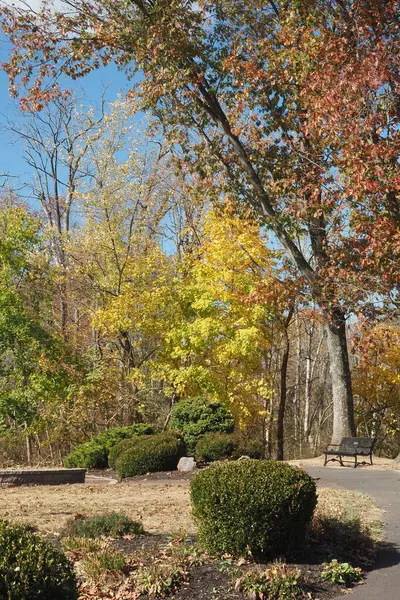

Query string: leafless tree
6 93 105 337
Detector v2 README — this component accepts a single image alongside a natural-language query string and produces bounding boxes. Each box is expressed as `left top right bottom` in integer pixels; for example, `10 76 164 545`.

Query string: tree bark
277 309 293 461
303 319 314 443
324 308 356 444
277 333 290 461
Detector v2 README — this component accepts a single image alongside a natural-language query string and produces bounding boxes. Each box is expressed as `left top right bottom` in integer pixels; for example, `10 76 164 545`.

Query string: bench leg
324 453 328 466
370 453 373 466
354 455 358 468
339 455 344 467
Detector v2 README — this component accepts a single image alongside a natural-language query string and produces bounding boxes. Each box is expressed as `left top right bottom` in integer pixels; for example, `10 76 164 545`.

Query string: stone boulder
177 457 196 472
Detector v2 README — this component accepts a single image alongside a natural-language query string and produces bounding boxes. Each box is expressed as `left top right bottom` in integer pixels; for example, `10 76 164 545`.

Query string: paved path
306 466 400 600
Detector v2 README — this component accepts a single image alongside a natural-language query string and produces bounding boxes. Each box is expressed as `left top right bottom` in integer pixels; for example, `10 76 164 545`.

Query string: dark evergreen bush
63 513 144 538
168 397 234 455
63 424 155 469
115 432 186 478
190 460 317 558
63 442 108 470
0 520 78 600
195 432 264 463
231 437 264 459
195 432 235 462
108 438 140 470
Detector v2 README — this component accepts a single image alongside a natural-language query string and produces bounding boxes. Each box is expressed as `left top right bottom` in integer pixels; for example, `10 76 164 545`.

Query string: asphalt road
306 466 400 600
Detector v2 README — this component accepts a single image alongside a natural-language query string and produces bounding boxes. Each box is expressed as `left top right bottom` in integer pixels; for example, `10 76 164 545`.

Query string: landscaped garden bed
0 468 382 600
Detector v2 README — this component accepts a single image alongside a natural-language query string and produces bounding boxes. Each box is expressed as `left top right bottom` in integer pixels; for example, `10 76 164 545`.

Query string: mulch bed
104 533 349 600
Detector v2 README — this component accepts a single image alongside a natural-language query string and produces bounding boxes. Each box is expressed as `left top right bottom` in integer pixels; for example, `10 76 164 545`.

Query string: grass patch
83 548 127 581
63 513 144 539
63 536 104 559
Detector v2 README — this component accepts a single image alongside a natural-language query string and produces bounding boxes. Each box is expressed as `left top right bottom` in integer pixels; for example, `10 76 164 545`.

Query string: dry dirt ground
0 478 194 535
0 472 381 537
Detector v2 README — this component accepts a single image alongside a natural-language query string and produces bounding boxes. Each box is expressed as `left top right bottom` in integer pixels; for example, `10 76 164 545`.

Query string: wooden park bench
323 437 376 468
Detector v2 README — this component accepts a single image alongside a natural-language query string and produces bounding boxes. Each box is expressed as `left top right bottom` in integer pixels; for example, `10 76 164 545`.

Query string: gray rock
177 457 196 472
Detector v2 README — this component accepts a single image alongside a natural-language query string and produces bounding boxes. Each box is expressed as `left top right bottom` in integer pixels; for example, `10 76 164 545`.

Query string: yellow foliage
353 324 400 434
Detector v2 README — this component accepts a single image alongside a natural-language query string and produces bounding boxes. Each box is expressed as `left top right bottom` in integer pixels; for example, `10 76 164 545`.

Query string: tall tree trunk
277 309 293 461
277 332 290 461
293 312 301 444
324 308 356 444
303 325 313 443
60 280 68 339
25 424 32 465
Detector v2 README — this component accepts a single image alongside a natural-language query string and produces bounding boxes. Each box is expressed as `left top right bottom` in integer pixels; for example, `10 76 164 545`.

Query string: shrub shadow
372 540 400 571
294 515 381 569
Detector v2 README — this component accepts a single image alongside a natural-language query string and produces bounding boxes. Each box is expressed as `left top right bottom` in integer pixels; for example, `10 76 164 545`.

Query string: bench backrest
339 437 375 455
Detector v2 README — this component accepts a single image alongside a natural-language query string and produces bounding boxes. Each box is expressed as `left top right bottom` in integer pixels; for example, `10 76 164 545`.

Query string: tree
6 94 105 338
2 1 399 442
353 322 400 454
149 208 296 457
0 198 74 461
67 104 177 425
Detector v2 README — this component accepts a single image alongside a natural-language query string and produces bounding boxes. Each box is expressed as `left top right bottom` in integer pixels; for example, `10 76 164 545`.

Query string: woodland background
0 0 399 465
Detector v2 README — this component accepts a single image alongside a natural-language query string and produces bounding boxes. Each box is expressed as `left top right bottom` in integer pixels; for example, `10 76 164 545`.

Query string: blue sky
0 32 132 182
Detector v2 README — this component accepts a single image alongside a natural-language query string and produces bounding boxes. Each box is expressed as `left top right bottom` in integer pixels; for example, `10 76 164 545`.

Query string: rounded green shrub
0 520 78 600
190 460 317 558
63 513 144 539
63 424 155 469
195 432 235 462
63 442 108 470
115 432 186 478
108 438 140 470
168 397 234 455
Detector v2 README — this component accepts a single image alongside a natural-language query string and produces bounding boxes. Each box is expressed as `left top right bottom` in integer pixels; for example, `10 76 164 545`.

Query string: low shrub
64 443 108 470
115 432 186 478
320 559 364 586
168 397 234 455
231 437 264 460
63 424 155 469
63 513 144 539
195 432 235 462
236 564 305 600
0 520 78 600
190 460 317 558
195 432 265 463
136 563 188 598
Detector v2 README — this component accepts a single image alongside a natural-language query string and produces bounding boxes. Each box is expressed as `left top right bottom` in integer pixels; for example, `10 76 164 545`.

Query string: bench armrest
324 444 340 451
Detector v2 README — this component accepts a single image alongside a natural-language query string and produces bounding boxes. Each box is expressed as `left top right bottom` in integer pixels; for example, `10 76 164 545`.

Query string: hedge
190 460 317 558
63 424 154 469
115 432 186 478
